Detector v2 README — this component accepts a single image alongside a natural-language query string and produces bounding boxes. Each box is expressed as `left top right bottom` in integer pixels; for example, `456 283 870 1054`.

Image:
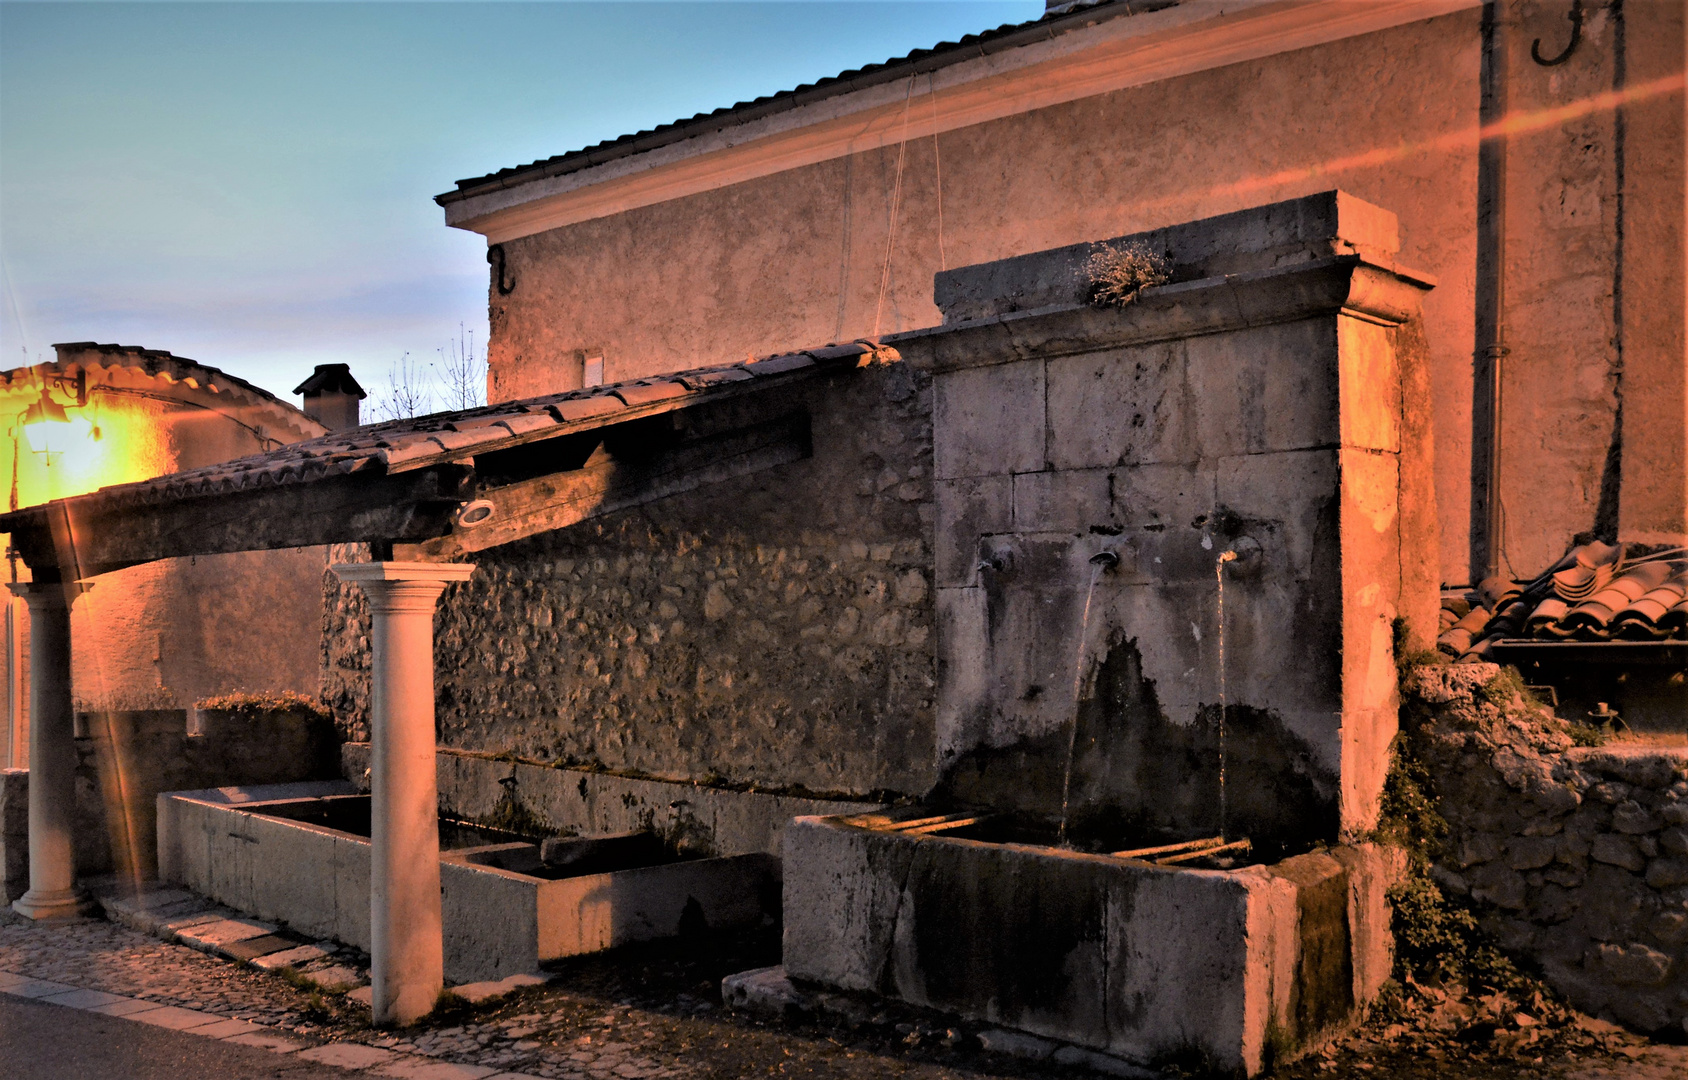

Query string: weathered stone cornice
891 255 1436 375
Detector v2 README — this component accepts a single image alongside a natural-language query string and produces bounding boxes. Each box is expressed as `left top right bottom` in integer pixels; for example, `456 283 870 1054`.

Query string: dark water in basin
252 795 532 850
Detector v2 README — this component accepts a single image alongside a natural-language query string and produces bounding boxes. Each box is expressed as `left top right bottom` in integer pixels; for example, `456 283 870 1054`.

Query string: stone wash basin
782 810 1397 1077
158 781 775 982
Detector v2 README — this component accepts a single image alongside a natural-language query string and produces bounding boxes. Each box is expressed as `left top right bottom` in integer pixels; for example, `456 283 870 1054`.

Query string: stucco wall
483 5 1686 584
323 363 936 797
0 350 331 720
487 13 1483 583
72 548 328 712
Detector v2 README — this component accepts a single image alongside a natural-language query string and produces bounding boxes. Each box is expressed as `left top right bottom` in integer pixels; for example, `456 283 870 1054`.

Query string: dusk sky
0 1 1039 406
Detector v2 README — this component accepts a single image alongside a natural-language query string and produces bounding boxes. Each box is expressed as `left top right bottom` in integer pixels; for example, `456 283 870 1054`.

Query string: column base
12 886 97 921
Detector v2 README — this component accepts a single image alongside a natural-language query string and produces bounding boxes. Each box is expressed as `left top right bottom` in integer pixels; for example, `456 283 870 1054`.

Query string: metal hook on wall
488 243 517 296
1531 0 1584 67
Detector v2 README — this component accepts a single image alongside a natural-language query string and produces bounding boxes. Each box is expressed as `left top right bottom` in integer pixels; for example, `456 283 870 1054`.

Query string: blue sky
0 1 1039 403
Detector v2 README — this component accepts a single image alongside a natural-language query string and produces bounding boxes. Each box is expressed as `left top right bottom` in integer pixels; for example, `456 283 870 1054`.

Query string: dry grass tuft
1083 241 1170 307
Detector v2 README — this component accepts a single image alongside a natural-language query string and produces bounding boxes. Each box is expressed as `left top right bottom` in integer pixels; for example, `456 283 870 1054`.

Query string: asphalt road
0 994 355 1080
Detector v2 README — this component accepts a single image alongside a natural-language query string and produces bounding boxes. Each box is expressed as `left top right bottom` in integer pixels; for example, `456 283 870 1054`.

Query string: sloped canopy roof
0 341 893 580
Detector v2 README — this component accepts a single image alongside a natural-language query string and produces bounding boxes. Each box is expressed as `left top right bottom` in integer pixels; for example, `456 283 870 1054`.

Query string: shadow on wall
71 705 339 881
936 633 1339 861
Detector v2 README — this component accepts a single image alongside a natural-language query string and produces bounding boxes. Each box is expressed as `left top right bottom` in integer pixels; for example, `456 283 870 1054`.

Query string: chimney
293 364 367 430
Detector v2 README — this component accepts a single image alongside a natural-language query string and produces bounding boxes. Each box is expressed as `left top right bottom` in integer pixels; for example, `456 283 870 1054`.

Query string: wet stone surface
3 908 1687 1078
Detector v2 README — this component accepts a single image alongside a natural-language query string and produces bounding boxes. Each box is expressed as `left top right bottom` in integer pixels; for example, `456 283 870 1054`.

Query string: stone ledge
894 256 1433 376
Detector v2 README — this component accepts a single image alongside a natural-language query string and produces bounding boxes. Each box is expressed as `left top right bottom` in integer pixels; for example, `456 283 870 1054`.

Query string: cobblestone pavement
3 908 1686 1079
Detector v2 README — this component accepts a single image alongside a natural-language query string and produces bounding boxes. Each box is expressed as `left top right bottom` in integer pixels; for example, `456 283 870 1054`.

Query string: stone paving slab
298 1042 401 1069
87 996 171 1017
226 1030 312 1053
178 917 279 950
191 1016 268 1038
40 986 130 1009
224 932 306 962
2 974 78 998
372 1057 500 1078
303 963 367 990
128 1002 234 1030
253 942 333 970
159 910 225 932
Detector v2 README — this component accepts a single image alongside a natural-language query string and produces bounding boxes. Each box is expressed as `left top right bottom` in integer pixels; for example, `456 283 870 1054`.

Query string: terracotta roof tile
550 396 627 423
1441 544 1688 659
44 343 900 515
613 380 692 407
744 353 815 377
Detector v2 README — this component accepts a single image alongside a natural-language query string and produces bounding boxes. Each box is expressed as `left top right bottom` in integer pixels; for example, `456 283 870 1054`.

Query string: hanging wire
872 76 918 339
930 72 946 272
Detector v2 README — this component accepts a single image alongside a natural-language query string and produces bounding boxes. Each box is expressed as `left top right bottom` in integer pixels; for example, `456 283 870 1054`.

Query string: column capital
6 581 92 611
330 561 475 585
331 562 475 617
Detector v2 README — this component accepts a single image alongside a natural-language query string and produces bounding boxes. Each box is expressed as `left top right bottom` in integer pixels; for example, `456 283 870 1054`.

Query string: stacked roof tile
1439 542 1688 662
62 341 895 514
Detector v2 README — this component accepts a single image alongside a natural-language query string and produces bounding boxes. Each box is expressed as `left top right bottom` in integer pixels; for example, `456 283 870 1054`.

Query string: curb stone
1 965 546 1077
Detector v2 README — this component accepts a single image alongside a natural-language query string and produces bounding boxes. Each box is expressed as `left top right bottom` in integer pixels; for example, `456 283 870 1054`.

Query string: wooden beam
7 467 472 577
404 412 811 559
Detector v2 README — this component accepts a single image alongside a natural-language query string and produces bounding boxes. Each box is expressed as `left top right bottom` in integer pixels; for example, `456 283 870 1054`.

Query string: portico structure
0 341 883 1022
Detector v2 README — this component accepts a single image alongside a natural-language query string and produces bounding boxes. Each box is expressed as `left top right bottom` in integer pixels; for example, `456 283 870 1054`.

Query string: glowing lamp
22 391 92 456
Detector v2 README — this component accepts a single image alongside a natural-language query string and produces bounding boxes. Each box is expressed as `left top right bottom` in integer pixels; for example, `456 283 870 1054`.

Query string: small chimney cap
293 363 367 399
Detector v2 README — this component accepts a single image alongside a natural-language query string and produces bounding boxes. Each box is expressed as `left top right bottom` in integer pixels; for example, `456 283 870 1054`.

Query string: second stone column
331 560 475 1026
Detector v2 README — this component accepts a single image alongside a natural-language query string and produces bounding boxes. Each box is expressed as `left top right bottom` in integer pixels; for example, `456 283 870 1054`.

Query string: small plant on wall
194 689 331 722
1083 241 1170 307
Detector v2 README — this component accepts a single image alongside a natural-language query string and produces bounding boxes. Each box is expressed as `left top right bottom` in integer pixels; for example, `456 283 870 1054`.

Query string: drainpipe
1475 1 1511 583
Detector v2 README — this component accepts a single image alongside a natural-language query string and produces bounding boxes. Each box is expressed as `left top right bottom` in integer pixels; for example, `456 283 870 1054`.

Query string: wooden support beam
0 411 812 576
403 412 811 560
4 467 472 577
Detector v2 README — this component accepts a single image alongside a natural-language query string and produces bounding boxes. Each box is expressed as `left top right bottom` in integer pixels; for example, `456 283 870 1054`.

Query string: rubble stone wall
1407 663 1688 1034
322 363 937 798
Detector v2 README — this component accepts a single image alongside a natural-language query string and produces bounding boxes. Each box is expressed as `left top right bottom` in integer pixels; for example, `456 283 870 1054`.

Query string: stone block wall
1407 664 1688 1035
892 192 1439 854
322 363 937 798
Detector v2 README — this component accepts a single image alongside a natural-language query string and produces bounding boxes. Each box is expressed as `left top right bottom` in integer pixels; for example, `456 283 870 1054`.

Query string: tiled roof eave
32 341 896 518
435 0 1164 206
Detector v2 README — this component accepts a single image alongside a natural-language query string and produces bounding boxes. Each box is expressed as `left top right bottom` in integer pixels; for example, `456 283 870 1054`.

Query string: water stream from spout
1057 550 1116 847
1215 549 1238 841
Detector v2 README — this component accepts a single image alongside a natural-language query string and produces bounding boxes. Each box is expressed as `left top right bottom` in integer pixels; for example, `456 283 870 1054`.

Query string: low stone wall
1406 664 1688 1034
1 768 25 903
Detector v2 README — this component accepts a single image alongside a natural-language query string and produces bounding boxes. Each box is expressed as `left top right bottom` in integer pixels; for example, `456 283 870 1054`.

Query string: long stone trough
783 812 1397 1076
158 781 775 982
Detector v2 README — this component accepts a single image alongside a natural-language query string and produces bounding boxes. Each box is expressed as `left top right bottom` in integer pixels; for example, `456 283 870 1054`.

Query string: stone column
330 561 474 1026
9 581 93 920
